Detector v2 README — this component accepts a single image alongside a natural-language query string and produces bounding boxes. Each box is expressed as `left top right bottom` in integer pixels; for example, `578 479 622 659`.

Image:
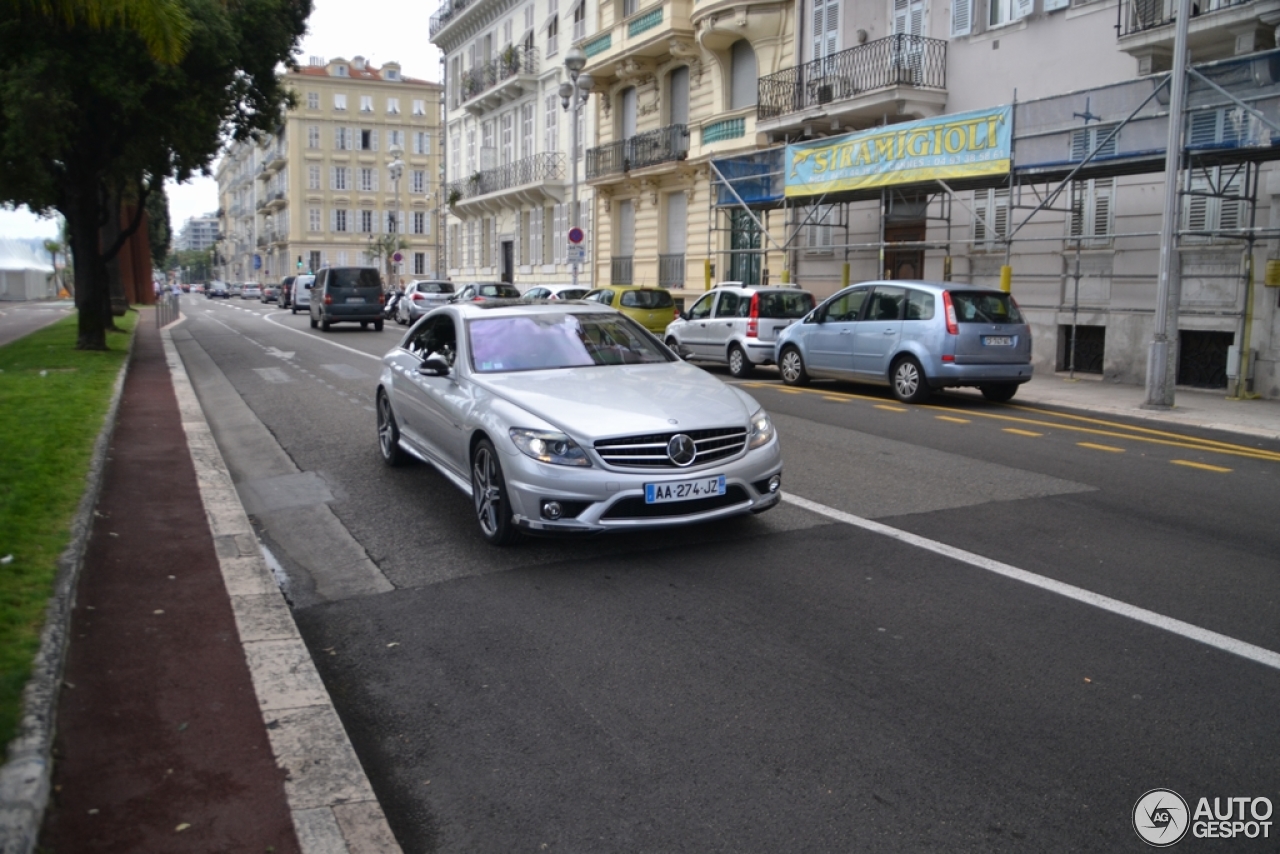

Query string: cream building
216 56 444 286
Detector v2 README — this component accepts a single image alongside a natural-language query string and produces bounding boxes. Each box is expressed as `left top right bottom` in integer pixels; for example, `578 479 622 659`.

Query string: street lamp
388 144 406 288
559 46 593 290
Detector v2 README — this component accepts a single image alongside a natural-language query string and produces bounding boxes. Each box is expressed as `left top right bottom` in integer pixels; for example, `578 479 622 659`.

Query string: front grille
602 486 750 520
594 427 747 469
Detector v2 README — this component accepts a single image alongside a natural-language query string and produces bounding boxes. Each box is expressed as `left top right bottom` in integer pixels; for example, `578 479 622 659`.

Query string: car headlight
748 408 775 449
509 428 592 467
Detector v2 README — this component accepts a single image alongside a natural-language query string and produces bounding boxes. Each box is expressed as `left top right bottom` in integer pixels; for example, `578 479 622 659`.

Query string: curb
0 320 137 854
160 323 402 854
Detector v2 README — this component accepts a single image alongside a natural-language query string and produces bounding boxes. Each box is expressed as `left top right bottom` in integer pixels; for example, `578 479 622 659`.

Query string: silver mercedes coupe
376 302 784 545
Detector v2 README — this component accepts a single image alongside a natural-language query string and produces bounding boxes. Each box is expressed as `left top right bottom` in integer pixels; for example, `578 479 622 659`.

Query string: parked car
309 266 385 331
279 275 296 309
774 281 1033 403
396 279 456 325
664 283 815 378
376 302 783 544
523 284 589 301
229 283 243 297
290 274 315 314
451 282 521 303
260 283 279 303
581 286 677 335
206 282 230 299
241 283 262 300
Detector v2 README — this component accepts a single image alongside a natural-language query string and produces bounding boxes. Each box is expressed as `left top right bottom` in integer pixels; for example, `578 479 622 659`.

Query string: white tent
0 239 55 301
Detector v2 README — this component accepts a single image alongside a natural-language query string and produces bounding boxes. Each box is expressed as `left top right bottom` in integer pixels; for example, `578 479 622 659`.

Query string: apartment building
431 0 598 286
216 57 444 286
175 214 219 253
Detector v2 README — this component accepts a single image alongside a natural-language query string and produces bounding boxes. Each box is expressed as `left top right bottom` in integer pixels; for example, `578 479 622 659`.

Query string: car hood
474 361 755 439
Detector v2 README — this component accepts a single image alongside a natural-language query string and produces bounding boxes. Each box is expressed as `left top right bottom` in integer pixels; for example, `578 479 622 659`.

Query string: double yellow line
744 382 1280 464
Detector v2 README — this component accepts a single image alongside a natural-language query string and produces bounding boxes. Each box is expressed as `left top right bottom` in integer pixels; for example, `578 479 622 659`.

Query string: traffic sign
253 254 262 270
568 227 585 245
393 251 403 262
567 244 586 264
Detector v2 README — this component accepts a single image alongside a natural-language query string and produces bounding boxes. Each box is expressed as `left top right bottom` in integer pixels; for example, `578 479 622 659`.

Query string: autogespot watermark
1133 788 1274 846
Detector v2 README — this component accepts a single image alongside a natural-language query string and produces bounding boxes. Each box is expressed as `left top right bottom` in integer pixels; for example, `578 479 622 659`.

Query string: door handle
883 329 896 335
840 329 852 334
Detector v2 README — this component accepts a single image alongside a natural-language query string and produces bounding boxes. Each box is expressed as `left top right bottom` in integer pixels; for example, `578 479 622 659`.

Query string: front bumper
501 440 784 534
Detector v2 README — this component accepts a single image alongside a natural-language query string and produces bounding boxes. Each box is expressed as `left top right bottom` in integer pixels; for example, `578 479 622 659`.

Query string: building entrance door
884 222 924 280
501 241 514 283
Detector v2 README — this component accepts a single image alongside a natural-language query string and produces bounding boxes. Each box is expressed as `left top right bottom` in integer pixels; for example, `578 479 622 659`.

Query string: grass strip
0 311 137 753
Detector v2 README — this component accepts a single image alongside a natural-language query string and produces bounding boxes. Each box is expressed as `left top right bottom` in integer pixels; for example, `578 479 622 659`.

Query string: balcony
658 253 684 287
611 256 634 285
586 124 689 181
429 0 479 38
266 145 287 171
460 45 539 114
756 36 948 136
1117 0 1280 71
581 0 695 79
265 190 287 211
446 152 566 211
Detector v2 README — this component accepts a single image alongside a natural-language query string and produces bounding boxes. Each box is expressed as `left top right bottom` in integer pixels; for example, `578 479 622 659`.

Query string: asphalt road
173 295 1280 853
0 298 74 346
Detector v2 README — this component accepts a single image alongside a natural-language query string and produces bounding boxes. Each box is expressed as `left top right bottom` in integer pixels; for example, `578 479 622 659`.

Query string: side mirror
418 355 451 377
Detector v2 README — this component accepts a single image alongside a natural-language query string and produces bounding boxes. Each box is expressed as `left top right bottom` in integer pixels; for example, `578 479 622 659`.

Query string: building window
361 95 374 112
530 206 543 264
309 250 322 270
360 167 377 192
335 127 351 150
386 211 399 234
331 166 350 191
501 112 514 165
467 129 476 173
806 204 834 251
413 99 426 116
544 93 558 153
414 251 426 275
333 208 348 232
411 170 426 194
334 65 348 77
547 16 559 57
360 209 374 233
360 129 378 151
1069 178 1114 247
973 188 1010 250
521 103 535 159
413 211 427 234
573 3 585 40
990 0 1032 27
308 126 320 149
308 165 321 190
1070 125 1118 161
451 133 461 180
337 251 348 266
729 40 757 110
385 68 399 81
387 97 400 114
334 93 347 110
413 131 430 155
388 129 404 150
307 91 319 109
308 208 321 231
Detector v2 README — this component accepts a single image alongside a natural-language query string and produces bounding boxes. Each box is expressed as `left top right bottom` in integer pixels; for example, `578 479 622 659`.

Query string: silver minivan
290 274 315 314
774 281 1033 403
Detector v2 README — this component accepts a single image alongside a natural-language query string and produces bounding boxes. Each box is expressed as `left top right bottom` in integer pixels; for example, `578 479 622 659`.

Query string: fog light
767 475 781 494
541 500 564 520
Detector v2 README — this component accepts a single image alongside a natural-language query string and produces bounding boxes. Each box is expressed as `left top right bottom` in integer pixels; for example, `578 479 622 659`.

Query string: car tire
779 346 810 387
374 319 384 332
309 316 317 329
472 439 519 546
376 391 408 467
980 382 1019 403
361 322 368 329
291 307 297 314
727 344 754 378
890 356 931 404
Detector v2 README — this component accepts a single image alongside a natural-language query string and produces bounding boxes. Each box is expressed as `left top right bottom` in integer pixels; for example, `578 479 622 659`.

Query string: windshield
620 289 673 309
468 312 674 372
331 268 381 289
417 281 454 294
757 291 814 318
477 283 520 298
950 291 1023 324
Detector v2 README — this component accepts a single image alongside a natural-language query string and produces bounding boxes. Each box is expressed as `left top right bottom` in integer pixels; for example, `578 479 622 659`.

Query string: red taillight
412 293 426 301
746 292 759 338
942 291 958 335
323 293 333 305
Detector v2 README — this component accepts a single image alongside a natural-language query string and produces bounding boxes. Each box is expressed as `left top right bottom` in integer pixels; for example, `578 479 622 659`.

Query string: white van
290 274 316 314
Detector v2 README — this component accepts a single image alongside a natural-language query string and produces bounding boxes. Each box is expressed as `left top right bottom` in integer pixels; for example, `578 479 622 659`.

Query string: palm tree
6 0 191 64
42 238 66 296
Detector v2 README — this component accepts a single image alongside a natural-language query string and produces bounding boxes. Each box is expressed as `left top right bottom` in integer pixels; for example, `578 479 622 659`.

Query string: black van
309 267 386 331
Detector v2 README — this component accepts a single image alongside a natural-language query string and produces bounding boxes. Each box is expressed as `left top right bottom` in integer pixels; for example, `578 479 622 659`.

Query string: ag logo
1134 789 1190 847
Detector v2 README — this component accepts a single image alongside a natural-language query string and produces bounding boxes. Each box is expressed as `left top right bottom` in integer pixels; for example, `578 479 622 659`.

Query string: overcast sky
1 0 442 243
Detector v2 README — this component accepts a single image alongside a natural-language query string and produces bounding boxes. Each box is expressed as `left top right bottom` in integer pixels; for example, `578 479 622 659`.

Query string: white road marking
262 312 382 362
783 492 1280 672
252 367 292 384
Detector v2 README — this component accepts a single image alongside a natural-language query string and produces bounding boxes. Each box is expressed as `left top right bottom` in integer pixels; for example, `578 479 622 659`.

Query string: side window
593 290 615 306
825 288 869 322
905 289 935 321
407 316 457 364
868 286 906 321
687 293 714 320
714 291 740 318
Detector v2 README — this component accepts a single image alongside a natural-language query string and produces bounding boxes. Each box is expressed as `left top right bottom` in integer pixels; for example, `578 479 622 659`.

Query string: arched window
729 40 757 110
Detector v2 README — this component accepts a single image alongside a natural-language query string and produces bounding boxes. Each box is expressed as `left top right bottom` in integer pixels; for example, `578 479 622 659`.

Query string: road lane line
875 404 907 412
1171 460 1233 473
1078 442 1125 453
823 396 849 402
260 312 382 361
1003 428 1043 437
782 492 1280 672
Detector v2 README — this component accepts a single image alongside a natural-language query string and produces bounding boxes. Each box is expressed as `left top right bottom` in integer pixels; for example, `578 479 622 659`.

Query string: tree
42 238 64 296
0 0 309 348
366 233 410 289
146 184 171 269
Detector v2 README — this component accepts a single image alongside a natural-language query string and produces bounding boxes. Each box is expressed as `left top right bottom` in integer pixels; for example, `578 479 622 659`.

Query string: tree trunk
66 183 108 350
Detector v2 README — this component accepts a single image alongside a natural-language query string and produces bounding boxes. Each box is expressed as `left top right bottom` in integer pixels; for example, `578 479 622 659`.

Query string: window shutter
1014 0 1034 19
813 0 826 59
826 3 839 56
1188 109 1220 147
330 166 337 189
1185 173 1209 234
329 208 336 232
951 0 972 36
1219 170 1243 233
1093 178 1113 240
993 190 1009 240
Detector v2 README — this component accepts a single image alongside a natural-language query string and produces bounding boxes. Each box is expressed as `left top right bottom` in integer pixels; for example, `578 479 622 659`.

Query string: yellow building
216 56 444 286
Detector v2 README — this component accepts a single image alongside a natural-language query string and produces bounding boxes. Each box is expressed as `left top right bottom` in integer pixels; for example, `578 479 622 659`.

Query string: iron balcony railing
461 45 539 103
429 0 478 37
586 124 690 179
1118 0 1250 35
446 151 564 201
658 253 684 287
611 256 634 285
757 35 947 121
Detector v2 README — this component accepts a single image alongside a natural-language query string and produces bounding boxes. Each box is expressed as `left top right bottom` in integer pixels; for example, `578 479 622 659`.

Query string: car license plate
984 336 1012 346
345 297 365 304
645 475 726 504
